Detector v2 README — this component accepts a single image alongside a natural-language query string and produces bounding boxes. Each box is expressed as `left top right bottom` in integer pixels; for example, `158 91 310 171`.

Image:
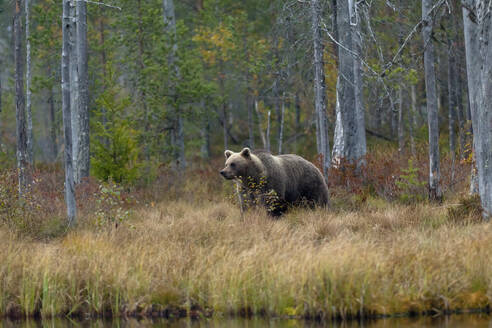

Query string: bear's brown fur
220 148 329 215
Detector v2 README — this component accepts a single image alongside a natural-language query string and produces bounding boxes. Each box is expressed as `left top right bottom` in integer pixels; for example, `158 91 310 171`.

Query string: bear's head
220 147 252 180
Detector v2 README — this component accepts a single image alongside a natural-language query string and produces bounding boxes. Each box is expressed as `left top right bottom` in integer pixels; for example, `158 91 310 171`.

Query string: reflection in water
1 316 491 328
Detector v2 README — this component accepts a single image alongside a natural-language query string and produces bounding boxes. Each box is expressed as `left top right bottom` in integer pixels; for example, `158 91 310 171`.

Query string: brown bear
220 147 329 216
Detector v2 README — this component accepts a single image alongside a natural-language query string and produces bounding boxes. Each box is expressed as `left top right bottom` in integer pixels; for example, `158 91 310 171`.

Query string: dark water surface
1 316 492 328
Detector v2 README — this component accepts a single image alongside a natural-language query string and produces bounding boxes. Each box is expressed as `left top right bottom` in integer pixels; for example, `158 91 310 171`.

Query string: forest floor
1 175 490 320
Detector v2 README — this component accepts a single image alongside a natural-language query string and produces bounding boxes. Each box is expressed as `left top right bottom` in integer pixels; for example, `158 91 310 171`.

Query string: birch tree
62 0 77 227
422 0 442 201
311 0 330 178
69 0 80 183
163 0 185 170
332 0 366 168
14 0 30 196
25 0 33 166
77 0 90 181
462 0 492 218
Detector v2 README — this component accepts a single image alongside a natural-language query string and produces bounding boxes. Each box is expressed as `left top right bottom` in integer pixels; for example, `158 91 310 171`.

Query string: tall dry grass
0 193 490 320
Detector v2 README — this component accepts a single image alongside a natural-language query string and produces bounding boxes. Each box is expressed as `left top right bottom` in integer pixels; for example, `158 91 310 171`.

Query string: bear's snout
220 170 226 177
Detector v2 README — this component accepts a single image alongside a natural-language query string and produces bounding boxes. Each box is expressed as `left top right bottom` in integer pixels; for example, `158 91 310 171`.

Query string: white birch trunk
422 0 442 201
333 0 365 168
69 0 80 183
254 99 267 148
62 0 77 227
77 0 90 181
474 0 492 218
311 0 331 178
25 0 33 166
266 110 271 152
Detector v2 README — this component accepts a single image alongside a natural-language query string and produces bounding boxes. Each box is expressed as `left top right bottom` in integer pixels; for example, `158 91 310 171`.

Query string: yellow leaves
193 24 236 66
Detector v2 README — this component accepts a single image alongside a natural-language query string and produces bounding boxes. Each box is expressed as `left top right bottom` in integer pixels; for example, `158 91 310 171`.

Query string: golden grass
1 195 491 320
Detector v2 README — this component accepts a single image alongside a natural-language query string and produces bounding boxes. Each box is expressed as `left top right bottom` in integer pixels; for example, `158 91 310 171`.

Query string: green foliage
93 181 133 228
395 159 426 203
91 68 140 184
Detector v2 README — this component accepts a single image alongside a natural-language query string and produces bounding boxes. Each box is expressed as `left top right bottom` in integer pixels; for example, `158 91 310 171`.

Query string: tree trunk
422 0 442 201
266 110 271 152
254 99 267 148
200 102 210 160
163 0 185 170
48 84 58 161
278 93 285 154
462 0 481 197
332 0 366 168
447 35 457 184
77 0 90 181
14 0 30 196
69 0 80 184
409 84 417 157
25 0 33 166
311 0 331 179
398 88 404 156
468 0 492 218
62 0 77 227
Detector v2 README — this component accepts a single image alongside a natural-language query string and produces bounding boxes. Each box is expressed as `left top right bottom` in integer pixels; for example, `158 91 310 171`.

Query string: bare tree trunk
25 0 33 166
332 0 366 169
465 0 492 218
163 0 185 170
462 0 481 197
447 35 457 184
398 88 404 156
14 0 30 196
48 84 58 161
311 0 331 178
422 0 442 201
254 99 267 148
69 0 80 183
200 102 210 159
278 93 285 154
62 0 77 227
77 0 90 181
266 110 271 152
409 84 417 157
244 35 254 149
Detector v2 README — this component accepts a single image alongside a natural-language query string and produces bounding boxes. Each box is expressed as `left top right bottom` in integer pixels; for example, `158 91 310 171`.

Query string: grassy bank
1 192 490 320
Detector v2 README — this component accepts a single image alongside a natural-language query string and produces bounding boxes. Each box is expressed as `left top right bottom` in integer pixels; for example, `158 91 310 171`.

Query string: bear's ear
240 147 251 158
224 150 233 159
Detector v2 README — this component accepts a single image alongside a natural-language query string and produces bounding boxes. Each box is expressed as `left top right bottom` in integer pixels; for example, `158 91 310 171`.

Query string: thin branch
76 0 121 10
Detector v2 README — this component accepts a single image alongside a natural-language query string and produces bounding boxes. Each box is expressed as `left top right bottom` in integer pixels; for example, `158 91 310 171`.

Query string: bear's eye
230 162 236 168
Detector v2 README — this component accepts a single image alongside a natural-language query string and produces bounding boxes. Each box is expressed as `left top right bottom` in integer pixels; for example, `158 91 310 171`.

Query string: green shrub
395 159 426 203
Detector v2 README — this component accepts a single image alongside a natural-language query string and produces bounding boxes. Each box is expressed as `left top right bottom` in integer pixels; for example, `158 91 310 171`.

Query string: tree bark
311 0 331 179
62 0 77 227
77 0 90 181
266 110 271 152
14 0 30 196
254 99 267 149
410 84 417 157
25 0 33 166
69 0 80 183
48 84 58 161
398 88 404 156
466 0 492 218
278 93 285 154
163 0 186 170
447 34 457 184
332 0 366 168
462 0 481 197
422 0 442 201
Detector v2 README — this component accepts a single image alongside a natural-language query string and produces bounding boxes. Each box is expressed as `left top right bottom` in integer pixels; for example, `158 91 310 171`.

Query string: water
0 316 491 328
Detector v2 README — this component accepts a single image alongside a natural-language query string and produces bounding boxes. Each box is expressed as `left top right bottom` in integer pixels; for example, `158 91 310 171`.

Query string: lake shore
1 195 491 320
